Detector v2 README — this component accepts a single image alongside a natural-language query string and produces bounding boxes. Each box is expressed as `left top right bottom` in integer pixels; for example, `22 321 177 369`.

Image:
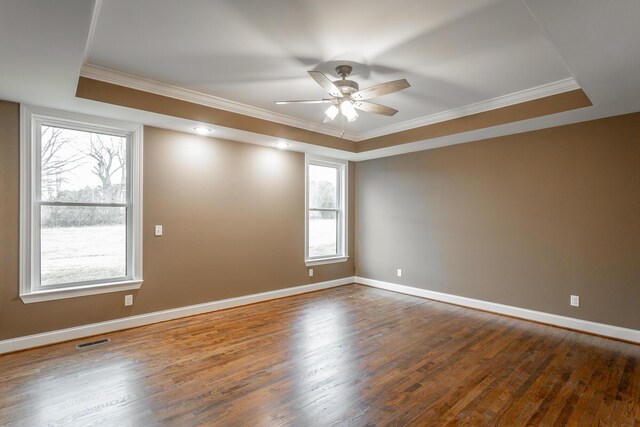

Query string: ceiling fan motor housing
335 79 359 95
334 64 359 95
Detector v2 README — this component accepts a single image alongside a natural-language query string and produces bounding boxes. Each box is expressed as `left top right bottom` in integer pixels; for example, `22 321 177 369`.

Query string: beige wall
355 112 640 330
0 101 355 340
2 96 639 341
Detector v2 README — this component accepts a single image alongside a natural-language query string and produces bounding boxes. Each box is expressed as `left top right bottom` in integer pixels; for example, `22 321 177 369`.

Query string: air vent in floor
75 338 111 350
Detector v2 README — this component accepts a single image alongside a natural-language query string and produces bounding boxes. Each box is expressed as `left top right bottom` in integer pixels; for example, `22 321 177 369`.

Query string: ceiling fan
275 65 410 123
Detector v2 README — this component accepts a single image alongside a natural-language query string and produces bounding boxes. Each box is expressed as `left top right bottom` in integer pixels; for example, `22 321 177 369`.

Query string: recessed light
275 141 290 149
194 126 212 135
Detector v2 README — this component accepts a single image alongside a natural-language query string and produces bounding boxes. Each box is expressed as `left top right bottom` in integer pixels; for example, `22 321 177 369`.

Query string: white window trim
305 154 349 266
19 105 143 303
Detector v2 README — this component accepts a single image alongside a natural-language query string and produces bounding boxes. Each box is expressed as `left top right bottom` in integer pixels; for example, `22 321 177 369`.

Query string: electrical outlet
397 269 402 277
154 225 163 236
308 268 314 277
570 295 579 307
124 294 133 306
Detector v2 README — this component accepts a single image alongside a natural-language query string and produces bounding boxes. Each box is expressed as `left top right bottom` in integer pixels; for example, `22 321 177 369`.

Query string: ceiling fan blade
353 101 398 116
308 71 343 98
351 79 410 101
275 99 334 104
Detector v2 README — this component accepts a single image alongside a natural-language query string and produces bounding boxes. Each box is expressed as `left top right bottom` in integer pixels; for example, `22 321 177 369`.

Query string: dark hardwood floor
1 284 638 426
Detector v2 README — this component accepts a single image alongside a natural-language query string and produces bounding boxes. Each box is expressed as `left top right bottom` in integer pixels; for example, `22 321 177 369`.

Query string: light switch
154 225 163 236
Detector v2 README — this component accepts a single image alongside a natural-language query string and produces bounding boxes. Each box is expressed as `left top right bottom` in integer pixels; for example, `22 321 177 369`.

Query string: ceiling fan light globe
340 100 358 121
325 105 339 121
340 99 353 114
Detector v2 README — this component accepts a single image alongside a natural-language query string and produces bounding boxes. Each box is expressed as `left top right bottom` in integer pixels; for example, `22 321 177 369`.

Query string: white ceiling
0 0 639 161
86 0 572 134
524 0 640 106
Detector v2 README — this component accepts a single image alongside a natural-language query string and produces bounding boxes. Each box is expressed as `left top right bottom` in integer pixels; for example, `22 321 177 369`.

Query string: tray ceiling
86 0 572 135
1 0 639 161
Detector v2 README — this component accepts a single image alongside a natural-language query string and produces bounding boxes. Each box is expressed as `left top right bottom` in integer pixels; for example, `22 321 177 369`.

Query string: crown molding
353 78 581 141
80 64 579 143
80 63 360 141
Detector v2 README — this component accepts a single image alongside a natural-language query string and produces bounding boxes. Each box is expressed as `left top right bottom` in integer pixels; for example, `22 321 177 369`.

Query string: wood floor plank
0 284 639 426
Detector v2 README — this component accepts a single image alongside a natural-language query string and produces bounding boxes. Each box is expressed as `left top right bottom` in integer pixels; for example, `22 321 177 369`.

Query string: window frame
20 105 143 303
305 154 348 266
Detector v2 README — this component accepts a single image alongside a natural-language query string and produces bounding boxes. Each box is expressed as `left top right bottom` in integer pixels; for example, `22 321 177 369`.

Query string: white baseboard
355 276 640 344
4 276 636 354
0 277 355 354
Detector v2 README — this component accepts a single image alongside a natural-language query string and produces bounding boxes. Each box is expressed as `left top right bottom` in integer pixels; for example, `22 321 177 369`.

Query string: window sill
20 279 143 304
305 256 349 267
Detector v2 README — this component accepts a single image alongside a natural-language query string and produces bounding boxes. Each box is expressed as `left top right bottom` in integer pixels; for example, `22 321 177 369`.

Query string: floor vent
75 338 111 350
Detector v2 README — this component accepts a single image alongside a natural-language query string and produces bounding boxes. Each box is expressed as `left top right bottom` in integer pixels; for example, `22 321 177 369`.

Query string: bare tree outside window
40 126 128 286
308 164 339 257
40 126 83 201
85 134 127 203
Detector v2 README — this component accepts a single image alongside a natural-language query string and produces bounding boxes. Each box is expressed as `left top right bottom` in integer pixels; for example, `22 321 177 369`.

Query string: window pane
309 164 337 209
41 206 127 286
40 125 127 204
308 210 337 257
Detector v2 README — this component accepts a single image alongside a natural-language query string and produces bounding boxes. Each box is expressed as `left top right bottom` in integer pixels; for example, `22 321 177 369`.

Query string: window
20 106 143 302
305 154 348 266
